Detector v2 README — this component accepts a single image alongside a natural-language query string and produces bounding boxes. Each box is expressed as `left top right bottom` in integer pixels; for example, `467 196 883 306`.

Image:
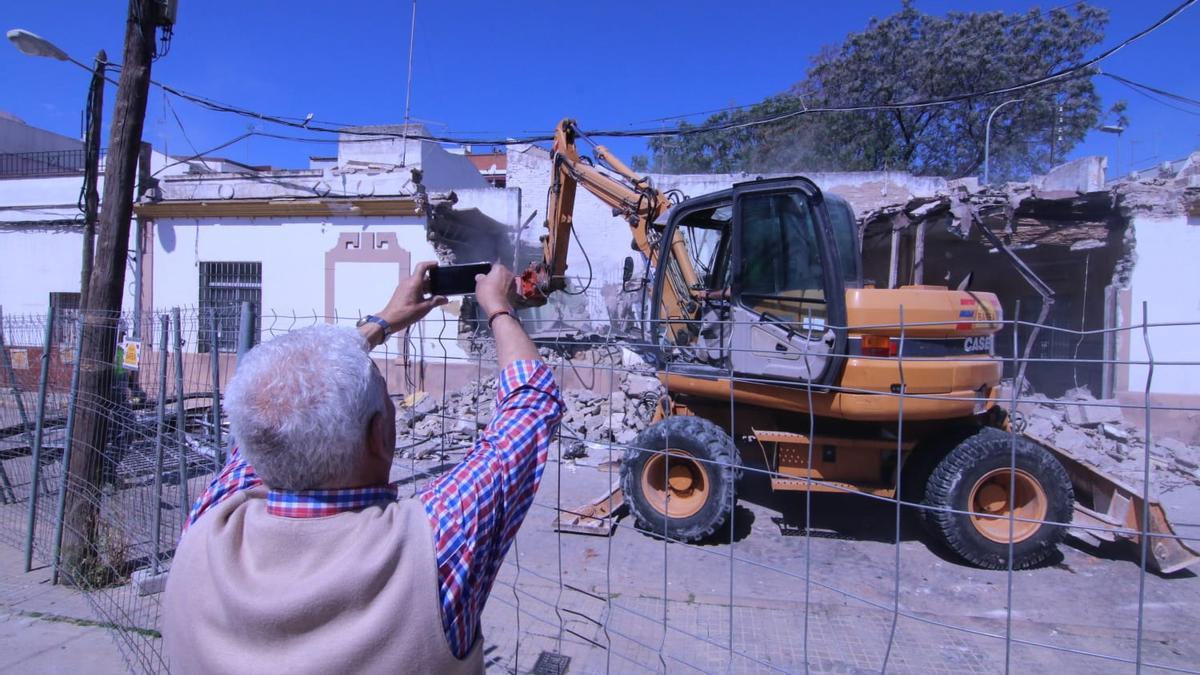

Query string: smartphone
428 262 492 296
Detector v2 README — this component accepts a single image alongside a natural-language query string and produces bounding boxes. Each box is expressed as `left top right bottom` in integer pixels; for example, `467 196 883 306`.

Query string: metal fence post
173 308 188 530
23 307 55 571
51 316 86 585
237 301 254 360
208 308 223 468
0 307 30 503
224 301 255 460
151 314 168 574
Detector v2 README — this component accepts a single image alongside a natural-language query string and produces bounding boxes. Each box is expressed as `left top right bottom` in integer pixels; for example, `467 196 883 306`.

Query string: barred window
49 292 80 345
198 262 261 353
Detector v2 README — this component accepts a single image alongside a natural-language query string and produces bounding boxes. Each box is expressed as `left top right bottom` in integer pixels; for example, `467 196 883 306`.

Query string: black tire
924 427 1073 570
903 426 976 530
621 416 738 542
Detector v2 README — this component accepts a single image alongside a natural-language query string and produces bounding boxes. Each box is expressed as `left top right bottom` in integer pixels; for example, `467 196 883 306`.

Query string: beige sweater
163 487 482 674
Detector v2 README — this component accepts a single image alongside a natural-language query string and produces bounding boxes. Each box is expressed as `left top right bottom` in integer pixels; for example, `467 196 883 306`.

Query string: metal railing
0 148 107 179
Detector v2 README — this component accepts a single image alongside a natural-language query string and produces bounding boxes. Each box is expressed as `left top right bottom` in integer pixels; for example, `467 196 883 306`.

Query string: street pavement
0 543 127 674
476 452 1200 674
0 446 1193 675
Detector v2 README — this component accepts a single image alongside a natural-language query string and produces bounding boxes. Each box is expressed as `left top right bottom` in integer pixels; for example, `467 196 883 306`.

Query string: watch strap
359 314 392 335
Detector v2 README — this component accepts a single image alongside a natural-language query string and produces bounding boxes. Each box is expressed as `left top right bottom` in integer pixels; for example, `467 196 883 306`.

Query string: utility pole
60 0 160 581
78 49 107 312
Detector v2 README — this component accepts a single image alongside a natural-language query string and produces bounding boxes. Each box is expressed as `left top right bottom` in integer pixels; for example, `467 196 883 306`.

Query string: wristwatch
356 314 392 336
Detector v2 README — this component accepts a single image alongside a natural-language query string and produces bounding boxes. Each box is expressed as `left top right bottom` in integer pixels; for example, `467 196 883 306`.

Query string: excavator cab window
728 180 848 386
677 204 733 291
825 193 862 287
668 202 734 367
738 191 827 327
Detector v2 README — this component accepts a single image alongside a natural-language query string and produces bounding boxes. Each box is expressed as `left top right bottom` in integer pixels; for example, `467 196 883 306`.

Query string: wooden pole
60 0 159 582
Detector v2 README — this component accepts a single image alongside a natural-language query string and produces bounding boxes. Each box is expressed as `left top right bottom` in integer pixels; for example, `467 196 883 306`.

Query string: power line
604 0 1196 140
164 95 214 172
76 0 1199 147
1101 72 1200 116
635 0 1091 126
151 132 254 176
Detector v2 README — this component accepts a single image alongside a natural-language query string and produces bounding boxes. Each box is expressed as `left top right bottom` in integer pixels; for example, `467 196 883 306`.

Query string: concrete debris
621 347 654 372
393 352 664 461
1019 387 1200 493
1063 398 1124 428
1100 423 1130 442
624 374 663 398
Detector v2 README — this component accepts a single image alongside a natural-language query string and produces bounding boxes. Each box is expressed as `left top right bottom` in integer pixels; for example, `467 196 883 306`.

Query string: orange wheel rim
968 468 1048 543
640 449 709 519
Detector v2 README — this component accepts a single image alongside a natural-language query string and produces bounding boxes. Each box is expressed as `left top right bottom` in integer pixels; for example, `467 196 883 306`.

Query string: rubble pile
1019 387 1200 493
393 349 665 461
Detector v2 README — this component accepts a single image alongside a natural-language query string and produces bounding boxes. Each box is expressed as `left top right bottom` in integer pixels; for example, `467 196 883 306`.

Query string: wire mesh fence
1 300 1198 673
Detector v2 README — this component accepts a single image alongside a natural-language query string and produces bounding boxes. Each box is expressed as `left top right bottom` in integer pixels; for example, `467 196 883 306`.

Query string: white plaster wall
0 153 160 318
151 216 464 358
416 142 489 192
0 175 86 210
1127 215 1200 395
0 228 84 316
452 187 522 229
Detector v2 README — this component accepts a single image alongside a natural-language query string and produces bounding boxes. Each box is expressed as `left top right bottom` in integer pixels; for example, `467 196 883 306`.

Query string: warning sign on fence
10 349 29 370
121 341 142 371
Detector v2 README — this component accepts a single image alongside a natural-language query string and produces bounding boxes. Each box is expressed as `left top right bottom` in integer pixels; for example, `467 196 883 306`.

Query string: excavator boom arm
519 119 701 337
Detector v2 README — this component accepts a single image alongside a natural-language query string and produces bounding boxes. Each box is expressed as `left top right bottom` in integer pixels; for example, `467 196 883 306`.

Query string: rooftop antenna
400 0 417 167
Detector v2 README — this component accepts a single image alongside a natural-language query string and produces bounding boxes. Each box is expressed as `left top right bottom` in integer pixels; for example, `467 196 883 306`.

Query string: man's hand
377 261 448 332
474 264 518 318
474 264 539 367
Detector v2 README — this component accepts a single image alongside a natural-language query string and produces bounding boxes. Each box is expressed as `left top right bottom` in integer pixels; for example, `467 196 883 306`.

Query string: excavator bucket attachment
1027 430 1200 574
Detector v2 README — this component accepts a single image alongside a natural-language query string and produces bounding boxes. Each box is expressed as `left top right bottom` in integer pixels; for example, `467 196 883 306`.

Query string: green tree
646 2 1114 181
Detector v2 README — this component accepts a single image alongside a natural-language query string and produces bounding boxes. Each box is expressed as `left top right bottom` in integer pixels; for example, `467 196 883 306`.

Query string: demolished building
502 146 1200 441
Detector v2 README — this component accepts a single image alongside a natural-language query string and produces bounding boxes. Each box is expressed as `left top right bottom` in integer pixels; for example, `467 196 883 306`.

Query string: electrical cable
598 0 1195 140
150 132 254 177
131 0 1195 146
1101 71 1200 116
58 0 1197 148
164 95 214 172
633 0 1091 126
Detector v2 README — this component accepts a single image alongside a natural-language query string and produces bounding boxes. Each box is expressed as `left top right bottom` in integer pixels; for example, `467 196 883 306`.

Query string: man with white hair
163 263 562 674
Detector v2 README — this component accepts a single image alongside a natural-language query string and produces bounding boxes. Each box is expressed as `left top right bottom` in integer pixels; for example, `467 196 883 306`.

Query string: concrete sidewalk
0 543 127 674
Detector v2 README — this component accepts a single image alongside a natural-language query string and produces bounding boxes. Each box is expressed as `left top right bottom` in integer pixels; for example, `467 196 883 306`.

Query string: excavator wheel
621 416 738 542
923 427 1073 570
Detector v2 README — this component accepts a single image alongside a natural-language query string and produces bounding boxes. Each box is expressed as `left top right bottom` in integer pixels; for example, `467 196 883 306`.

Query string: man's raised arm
418 264 563 658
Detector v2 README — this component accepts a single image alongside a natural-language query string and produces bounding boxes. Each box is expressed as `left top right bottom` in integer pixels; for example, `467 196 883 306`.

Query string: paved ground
0 544 127 674
0 441 1193 674
474 451 1200 674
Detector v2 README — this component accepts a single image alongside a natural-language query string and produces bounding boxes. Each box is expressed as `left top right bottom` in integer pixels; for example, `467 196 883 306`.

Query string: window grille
198 261 261 353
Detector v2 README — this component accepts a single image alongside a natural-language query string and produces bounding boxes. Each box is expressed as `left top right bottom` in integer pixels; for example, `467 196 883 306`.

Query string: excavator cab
651 178 854 388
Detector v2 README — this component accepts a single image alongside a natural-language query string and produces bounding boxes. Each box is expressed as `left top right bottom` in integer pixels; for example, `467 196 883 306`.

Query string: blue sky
3 1 1197 176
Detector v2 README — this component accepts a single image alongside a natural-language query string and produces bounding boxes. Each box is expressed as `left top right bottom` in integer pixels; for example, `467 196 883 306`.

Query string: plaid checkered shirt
184 359 563 659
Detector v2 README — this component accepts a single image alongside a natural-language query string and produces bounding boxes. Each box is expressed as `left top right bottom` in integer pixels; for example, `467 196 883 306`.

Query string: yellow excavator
519 118 1198 573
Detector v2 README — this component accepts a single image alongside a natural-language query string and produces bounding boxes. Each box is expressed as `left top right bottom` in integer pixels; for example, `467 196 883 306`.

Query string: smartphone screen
428 262 492 296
